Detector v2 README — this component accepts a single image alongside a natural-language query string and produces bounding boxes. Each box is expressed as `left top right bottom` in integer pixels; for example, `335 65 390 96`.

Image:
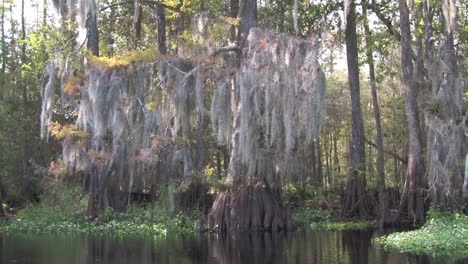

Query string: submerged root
208 182 292 233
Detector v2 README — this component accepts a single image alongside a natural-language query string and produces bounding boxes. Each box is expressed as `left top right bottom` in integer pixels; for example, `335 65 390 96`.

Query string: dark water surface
1 229 467 264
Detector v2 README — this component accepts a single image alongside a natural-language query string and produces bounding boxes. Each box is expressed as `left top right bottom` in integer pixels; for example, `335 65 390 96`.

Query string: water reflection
0 230 466 264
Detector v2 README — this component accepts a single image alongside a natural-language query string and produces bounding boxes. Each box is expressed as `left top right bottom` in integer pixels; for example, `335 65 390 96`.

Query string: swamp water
1 229 467 264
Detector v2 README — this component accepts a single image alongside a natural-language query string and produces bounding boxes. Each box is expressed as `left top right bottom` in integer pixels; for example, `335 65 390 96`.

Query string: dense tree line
0 0 466 227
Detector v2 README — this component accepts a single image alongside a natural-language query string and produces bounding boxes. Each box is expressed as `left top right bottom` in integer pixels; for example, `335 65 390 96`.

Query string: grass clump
377 209 468 256
292 207 376 231
0 190 198 238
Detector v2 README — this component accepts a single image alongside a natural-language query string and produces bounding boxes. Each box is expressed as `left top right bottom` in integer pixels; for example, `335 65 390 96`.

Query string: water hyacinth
377 210 468 256
0 203 198 238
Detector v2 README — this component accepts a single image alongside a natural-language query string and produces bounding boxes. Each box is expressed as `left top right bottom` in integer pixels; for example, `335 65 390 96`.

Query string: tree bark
229 0 239 43
325 132 331 188
86 0 99 56
310 140 317 186
364 1 387 227
317 137 323 187
425 0 462 210
398 0 425 224
133 0 143 45
333 132 340 173
463 154 468 212
20 0 31 201
155 3 167 54
238 0 256 46
0 198 4 217
1 0 6 99
342 0 370 218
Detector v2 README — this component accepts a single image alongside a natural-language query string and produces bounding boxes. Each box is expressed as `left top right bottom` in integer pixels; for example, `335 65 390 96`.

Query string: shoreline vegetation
376 209 468 256
1 191 466 257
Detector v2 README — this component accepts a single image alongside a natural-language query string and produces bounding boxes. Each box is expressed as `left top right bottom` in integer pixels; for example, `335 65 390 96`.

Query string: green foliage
309 221 376 231
282 183 340 210
377 209 468 256
292 207 376 230
292 207 331 225
0 190 198 237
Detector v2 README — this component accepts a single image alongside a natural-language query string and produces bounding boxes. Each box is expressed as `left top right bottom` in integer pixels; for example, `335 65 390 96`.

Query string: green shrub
377 208 468 256
0 190 198 238
310 220 376 230
292 207 376 230
293 207 331 225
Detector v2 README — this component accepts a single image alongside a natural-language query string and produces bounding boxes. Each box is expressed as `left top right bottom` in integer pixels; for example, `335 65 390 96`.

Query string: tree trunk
363 1 387 227
0 199 4 217
209 0 289 233
176 0 184 35
86 168 98 219
20 0 31 201
398 0 425 224
43 0 47 29
238 0 256 46
342 0 370 218
229 0 239 42
333 132 340 173
133 0 143 46
425 0 462 210
310 140 317 186
1 0 6 99
155 3 166 55
325 132 331 188
463 154 468 210
200 0 205 11
0 178 4 217
317 137 323 187
86 0 99 56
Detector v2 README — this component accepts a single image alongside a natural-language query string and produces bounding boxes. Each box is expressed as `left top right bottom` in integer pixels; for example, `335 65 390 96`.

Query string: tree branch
365 138 407 165
368 1 401 42
368 1 428 77
210 46 241 57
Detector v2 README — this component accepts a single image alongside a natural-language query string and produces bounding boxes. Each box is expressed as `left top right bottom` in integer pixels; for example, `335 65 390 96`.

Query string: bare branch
210 46 241 57
365 138 408 165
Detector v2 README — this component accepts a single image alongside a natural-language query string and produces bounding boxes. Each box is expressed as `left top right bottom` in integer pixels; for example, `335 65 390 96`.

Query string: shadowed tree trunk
342 0 370 218
86 0 99 56
363 1 387 227
464 154 468 210
398 0 425 224
20 0 32 201
310 140 317 186
229 0 239 42
0 197 4 217
1 0 6 99
425 0 462 210
238 0 256 46
0 178 4 217
85 0 99 218
133 0 143 46
333 132 340 173
317 137 323 187
155 3 166 54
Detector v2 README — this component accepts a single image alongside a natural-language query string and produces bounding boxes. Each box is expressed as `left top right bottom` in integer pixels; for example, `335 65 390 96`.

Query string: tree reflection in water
0 230 463 264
